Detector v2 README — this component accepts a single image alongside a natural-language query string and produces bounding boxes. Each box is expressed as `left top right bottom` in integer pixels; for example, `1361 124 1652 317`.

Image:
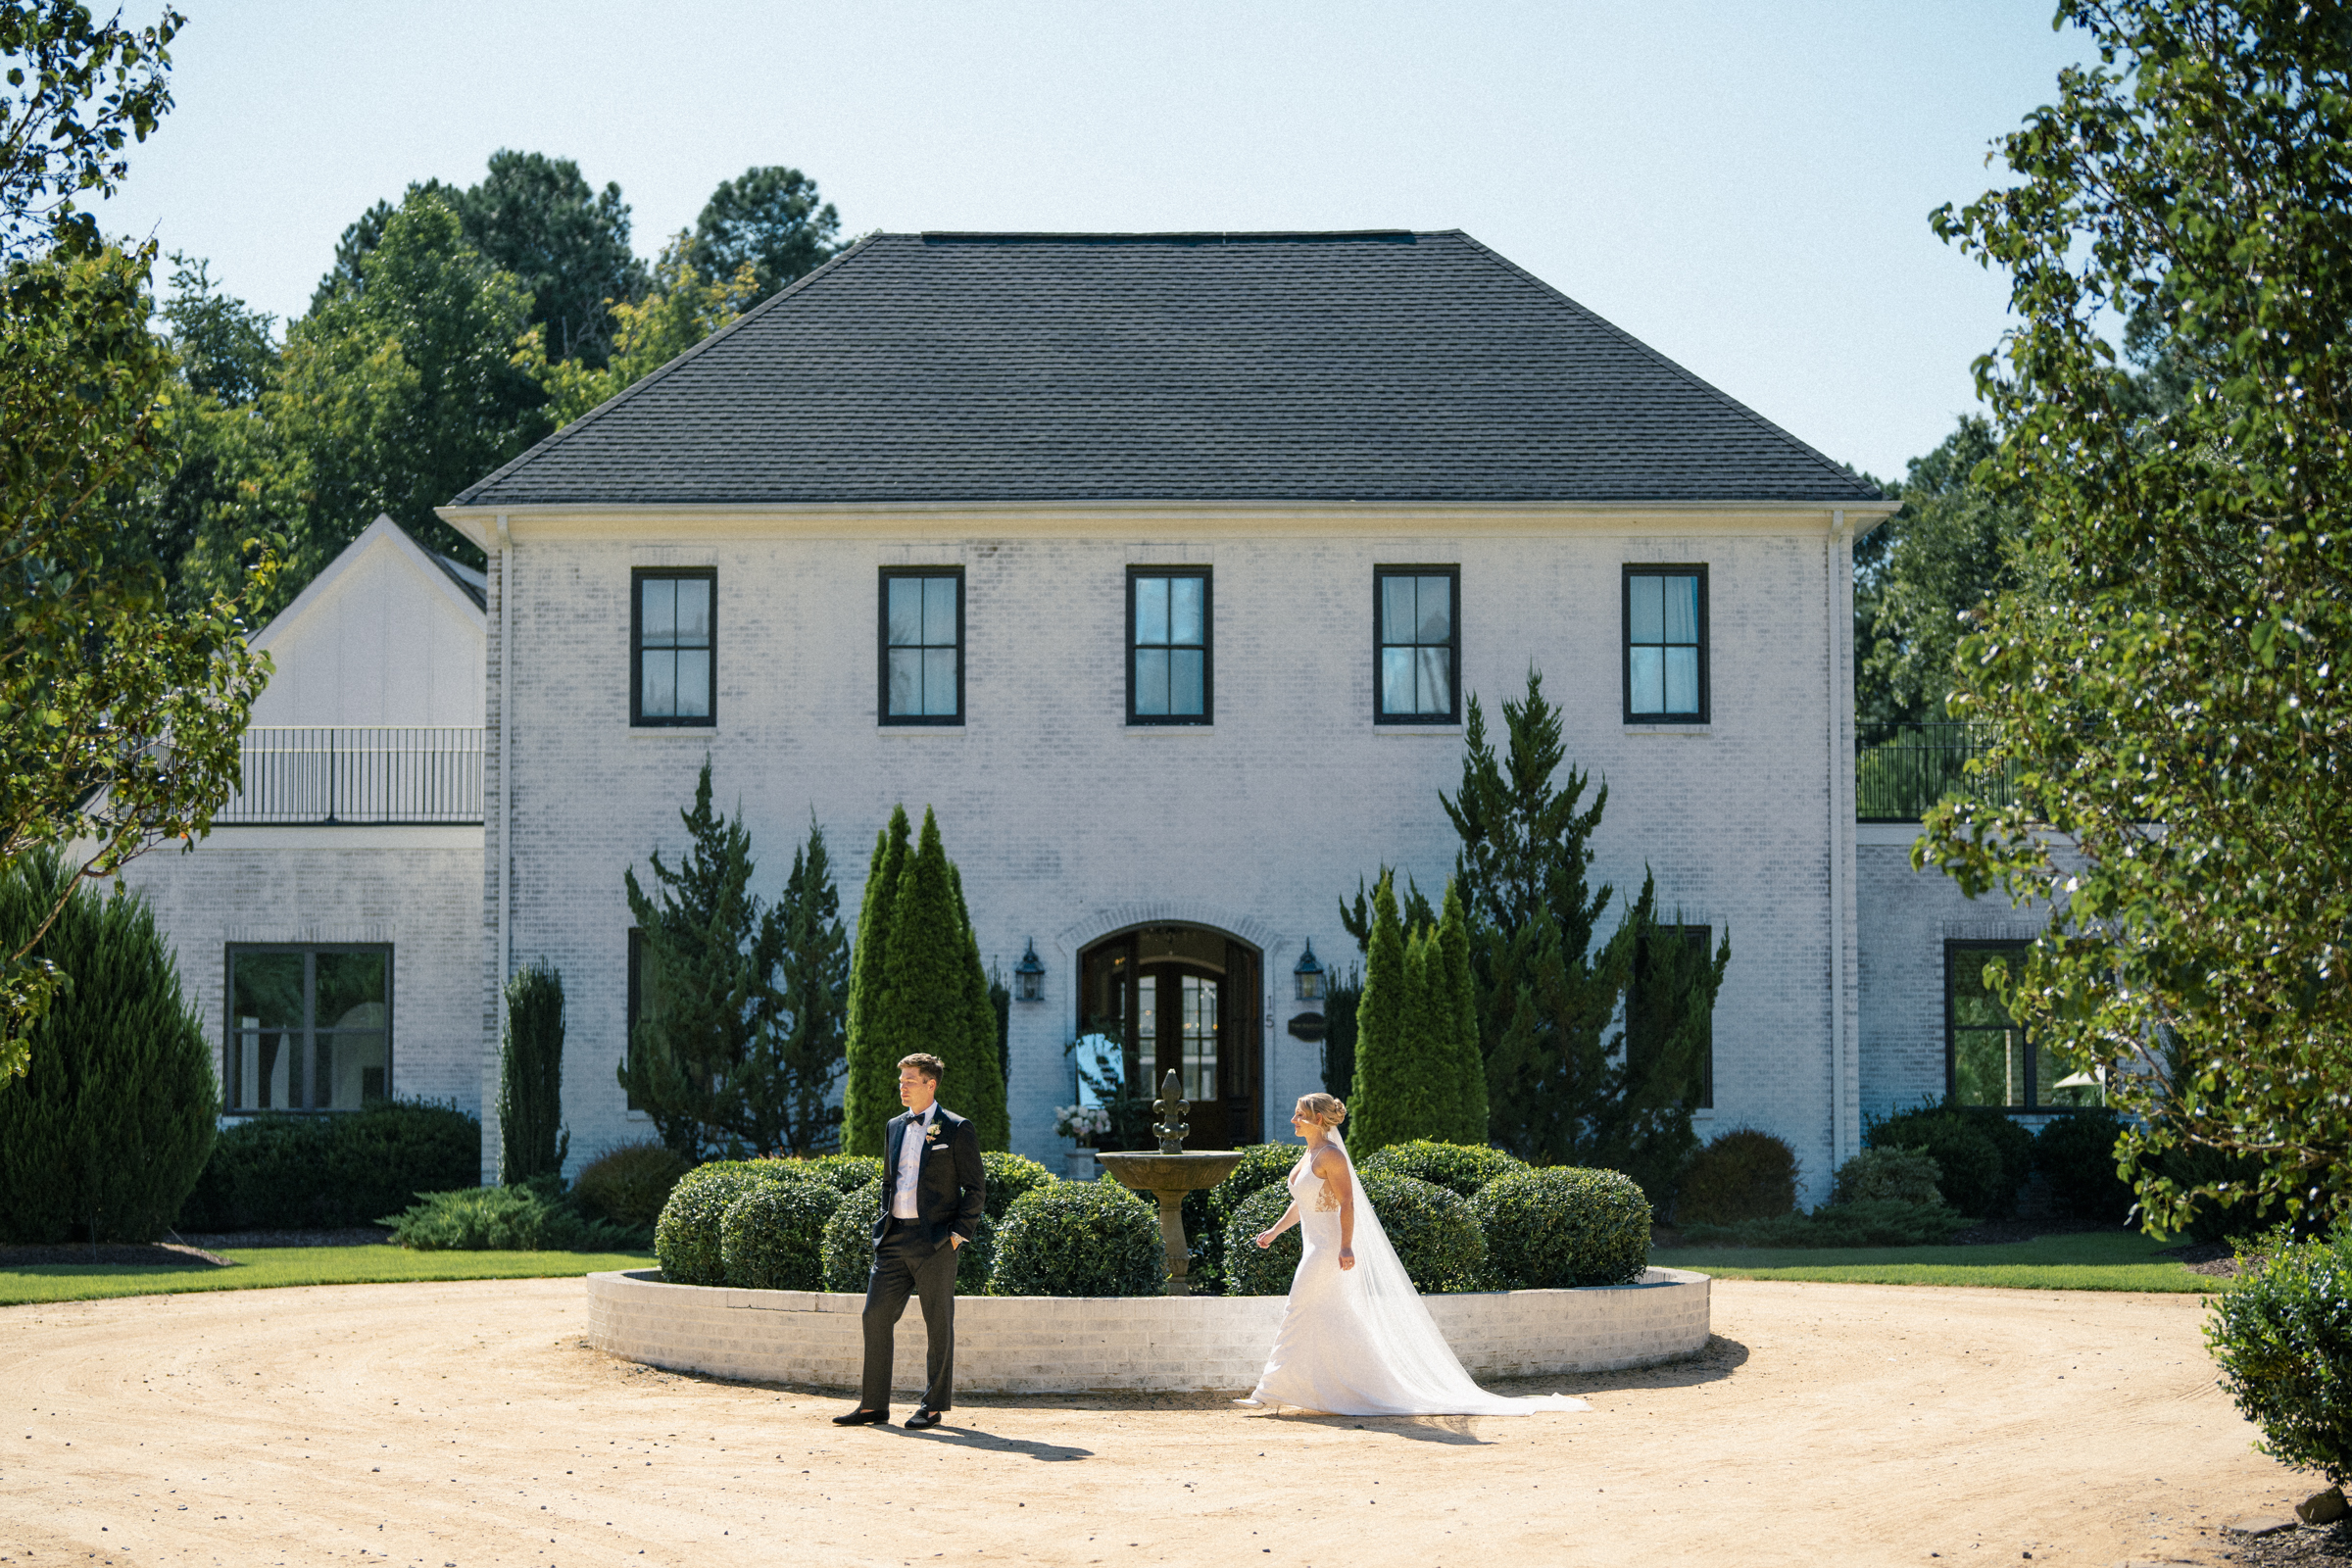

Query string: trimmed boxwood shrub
720 1176 846 1290
1868 1111 2006 1218
1222 1182 1302 1296
2031 1108 2134 1224
1953 1105 2035 1213
379 1185 635 1250
1360 1140 1527 1200
1676 1129 1798 1225
980 1152 1054 1222
1680 1199 1970 1249
1193 1145 1297 1293
991 1179 1164 1297
1830 1146 1944 1208
1475 1166 1650 1288
572 1141 693 1229
803 1153 886 1196
2208 1224 2352 1486
821 1181 885 1292
177 1101 481 1233
657 1162 785 1285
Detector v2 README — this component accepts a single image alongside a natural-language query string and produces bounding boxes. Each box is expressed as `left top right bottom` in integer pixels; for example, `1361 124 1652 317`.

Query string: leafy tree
693 165 841 304
1 9 274 1076
498 961 566 1183
1921 0 2352 1233
840 805 911 1156
752 819 850 1155
160 253 276 407
533 232 757 426
869 809 1007 1150
619 760 783 1161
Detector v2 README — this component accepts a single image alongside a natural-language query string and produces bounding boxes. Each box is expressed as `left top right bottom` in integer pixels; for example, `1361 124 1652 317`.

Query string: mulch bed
2158 1238 2241 1277
2226 1517 2352 1565
172 1226 393 1250
2 1226 394 1269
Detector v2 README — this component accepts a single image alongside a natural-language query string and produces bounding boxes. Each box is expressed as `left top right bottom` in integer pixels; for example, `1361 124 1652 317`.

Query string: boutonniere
923 1122 942 1143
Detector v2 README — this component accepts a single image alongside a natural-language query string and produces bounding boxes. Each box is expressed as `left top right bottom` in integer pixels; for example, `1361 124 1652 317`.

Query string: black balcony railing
219 727 483 826
1856 721 2014 822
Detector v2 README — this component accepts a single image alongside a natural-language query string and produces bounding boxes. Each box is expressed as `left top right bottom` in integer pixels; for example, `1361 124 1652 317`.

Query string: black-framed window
225 945 391 1111
1946 940 2091 1110
1623 564 1708 723
879 568 964 724
1128 567 1211 724
1375 566 1459 722
1630 924 1716 1110
632 568 715 725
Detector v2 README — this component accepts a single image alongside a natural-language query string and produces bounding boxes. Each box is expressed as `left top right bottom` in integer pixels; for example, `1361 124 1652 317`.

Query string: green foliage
719 1176 843 1291
1674 1129 1798 1227
1205 1144 1300 1249
869 808 1008 1149
175 1101 480 1232
1473 1166 1651 1289
1920 0 2352 1236
161 253 275 407
1359 1170 1487 1293
498 962 566 1183
1830 1146 1945 1209
1680 1200 1972 1250
1319 960 1359 1102
2207 1224 2352 1485
0 854 216 1242
955 1213 998 1295
1869 1109 2010 1219
2030 1109 2134 1225
801 1153 886 1196
1359 1140 1526 1200
979 1152 1054 1223
1615 874 1730 1203
379 1185 635 1251
0 5 182 254
746 819 851 1155
1433 881 1489 1143
1220 1183 1302 1296
1347 871 1420 1152
990 1180 1165 1298
820 1180 883 1292
570 1141 691 1230
693 166 842 305
841 807 910 1156
654 1162 781 1286
2152 1143 2271 1244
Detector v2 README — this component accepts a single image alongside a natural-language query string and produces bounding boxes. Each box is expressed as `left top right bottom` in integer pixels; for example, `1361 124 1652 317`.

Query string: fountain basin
1095 1150 1249 1294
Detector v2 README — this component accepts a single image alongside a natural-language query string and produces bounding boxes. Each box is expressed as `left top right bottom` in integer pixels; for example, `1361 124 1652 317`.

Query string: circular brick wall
585 1267 1709 1396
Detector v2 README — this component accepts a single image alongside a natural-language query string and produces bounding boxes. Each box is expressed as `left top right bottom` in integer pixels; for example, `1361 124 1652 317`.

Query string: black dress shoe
903 1406 943 1430
831 1407 889 1427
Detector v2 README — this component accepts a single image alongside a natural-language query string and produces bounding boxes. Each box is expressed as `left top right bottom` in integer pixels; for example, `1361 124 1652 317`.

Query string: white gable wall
250 516 484 728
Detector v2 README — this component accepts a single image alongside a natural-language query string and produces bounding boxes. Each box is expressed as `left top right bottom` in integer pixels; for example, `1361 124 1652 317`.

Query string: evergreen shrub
803 1152 885 1195
498 962 566 1182
379 1185 636 1250
176 1101 480 1232
1474 1166 1650 1288
1206 1145 1298 1236
1360 1139 1526 1200
0 855 219 1244
2153 1143 2273 1243
821 1181 884 1292
656 1162 786 1285
980 1151 1054 1221
2031 1108 2134 1224
1675 1129 1799 1225
719 1177 844 1290
2207 1224 2352 1486
1830 1146 1945 1208
572 1142 693 1229
1360 1170 1486 1292
990 1180 1163 1297
1678 1199 1971 1249
1868 1110 2007 1217
1221 1182 1302 1296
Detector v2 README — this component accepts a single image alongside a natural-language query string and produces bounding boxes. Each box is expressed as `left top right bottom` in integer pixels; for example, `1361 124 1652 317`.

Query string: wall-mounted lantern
1013 940 1046 1003
1294 940 1325 1003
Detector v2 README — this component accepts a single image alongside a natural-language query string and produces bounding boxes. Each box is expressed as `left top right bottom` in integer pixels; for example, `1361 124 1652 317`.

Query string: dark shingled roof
452 230 1883 509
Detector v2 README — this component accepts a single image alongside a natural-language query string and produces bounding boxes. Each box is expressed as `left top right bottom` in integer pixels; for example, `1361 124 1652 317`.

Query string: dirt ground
0 1277 2306 1568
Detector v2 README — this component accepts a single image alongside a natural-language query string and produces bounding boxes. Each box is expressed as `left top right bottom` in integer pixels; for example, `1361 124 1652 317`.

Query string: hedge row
176 1102 481 1232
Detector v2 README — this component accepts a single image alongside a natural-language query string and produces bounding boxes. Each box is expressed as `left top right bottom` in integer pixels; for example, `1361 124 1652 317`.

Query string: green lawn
0 1246 656 1306
1652 1229 2213 1292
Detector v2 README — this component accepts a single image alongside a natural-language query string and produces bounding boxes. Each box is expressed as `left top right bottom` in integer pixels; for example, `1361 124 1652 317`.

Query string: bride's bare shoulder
1307 1145 1348 1179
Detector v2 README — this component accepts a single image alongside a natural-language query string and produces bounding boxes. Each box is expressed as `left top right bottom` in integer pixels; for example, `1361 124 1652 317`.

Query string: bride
1237 1093 1589 1417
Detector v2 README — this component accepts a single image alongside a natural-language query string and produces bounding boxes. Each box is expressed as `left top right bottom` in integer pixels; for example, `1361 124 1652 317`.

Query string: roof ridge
1446 232 1884 503
450 232 888 509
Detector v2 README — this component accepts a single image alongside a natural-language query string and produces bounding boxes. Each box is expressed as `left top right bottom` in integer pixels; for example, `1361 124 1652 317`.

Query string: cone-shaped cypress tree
498 962 566 1183
0 851 219 1244
1436 880 1489 1143
875 810 1007 1150
1348 871 1413 1153
840 805 911 1156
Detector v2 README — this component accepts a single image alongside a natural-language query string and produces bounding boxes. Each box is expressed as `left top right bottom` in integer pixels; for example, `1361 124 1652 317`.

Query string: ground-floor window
1945 940 2094 1110
225 945 391 1111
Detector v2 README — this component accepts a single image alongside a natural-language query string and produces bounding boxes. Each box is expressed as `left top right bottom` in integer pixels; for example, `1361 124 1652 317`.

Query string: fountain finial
1152 1069 1189 1154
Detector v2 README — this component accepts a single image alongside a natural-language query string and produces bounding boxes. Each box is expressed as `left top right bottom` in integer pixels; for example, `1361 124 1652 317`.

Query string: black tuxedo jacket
872 1105 986 1250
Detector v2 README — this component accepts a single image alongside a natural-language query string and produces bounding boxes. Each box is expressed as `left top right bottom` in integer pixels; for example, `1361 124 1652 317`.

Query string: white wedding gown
1240 1133 1590 1417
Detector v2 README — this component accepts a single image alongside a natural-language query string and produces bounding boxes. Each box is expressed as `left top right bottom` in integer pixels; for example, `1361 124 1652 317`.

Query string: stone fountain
1094 1071 1245 1295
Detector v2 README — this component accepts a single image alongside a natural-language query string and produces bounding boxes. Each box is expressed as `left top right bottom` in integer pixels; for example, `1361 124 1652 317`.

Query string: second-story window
1128 567 1211 724
880 568 963 724
633 568 715 725
1375 566 1459 722
1623 564 1708 723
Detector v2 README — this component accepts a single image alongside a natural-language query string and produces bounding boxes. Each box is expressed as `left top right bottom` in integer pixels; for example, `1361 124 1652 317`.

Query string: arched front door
1076 925 1262 1150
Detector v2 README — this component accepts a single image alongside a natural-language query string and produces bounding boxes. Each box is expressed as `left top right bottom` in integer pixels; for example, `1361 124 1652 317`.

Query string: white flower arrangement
1054 1103 1111 1145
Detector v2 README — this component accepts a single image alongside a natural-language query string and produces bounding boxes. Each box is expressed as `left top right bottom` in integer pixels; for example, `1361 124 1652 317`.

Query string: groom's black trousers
860 1217 957 1411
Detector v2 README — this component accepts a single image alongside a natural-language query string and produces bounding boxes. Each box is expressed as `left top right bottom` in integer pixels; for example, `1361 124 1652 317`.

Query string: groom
834 1053 985 1431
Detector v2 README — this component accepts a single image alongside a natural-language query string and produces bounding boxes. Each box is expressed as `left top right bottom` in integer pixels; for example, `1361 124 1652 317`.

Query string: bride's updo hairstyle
1295 1093 1348 1130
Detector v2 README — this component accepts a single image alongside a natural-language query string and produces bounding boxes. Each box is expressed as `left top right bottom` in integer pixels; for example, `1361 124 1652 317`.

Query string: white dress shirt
891 1108 935 1219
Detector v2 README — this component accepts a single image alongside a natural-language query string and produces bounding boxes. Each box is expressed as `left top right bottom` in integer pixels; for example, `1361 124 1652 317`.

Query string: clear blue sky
97 0 2091 483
